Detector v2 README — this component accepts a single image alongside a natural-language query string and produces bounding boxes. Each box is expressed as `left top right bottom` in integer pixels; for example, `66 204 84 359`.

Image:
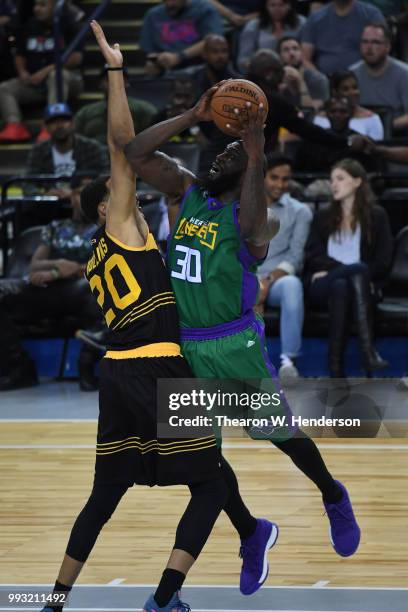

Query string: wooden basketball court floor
0 381 407 611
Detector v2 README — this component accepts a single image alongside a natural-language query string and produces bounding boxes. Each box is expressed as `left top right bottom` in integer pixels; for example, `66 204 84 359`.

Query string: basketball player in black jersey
40 22 228 612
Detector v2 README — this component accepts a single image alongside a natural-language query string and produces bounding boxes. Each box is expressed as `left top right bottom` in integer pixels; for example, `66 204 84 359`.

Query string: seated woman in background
237 0 306 74
313 71 384 141
304 159 393 378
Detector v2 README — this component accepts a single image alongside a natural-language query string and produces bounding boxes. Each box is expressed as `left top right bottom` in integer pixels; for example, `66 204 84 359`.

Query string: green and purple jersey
167 184 261 330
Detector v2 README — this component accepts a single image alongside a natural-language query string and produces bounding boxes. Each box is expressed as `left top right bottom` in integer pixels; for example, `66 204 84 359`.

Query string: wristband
51 267 60 279
105 66 123 71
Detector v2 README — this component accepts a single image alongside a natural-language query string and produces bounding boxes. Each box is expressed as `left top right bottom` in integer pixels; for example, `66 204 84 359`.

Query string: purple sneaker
324 480 361 557
239 518 279 595
142 591 190 611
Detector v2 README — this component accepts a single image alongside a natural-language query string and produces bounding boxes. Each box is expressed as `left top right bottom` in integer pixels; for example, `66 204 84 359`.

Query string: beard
201 169 242 198
51 128 71 143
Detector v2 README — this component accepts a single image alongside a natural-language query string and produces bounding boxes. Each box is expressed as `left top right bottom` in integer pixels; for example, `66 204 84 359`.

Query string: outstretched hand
232 102 266 159
90 20 123 67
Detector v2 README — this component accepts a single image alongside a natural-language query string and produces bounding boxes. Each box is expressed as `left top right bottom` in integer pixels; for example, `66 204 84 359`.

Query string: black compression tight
66 483 128 562
219 454 258 540
174 478 228 557
66 478 228 563
272 433 340 502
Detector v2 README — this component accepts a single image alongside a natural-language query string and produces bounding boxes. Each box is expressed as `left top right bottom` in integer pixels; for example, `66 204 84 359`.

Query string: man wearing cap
25 103 108 198
0 0 83 142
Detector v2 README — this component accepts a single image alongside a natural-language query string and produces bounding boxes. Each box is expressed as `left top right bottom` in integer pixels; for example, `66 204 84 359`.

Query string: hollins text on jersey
85 227 180 351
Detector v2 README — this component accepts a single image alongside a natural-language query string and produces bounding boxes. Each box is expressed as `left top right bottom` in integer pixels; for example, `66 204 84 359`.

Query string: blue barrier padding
23 337 407 378
266 337 408 377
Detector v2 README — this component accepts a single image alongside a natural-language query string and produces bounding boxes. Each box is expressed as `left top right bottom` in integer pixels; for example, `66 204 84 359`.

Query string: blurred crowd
0 0 408 390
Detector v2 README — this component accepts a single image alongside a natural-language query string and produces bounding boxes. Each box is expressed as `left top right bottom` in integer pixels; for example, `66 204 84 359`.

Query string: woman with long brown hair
305 159 393 377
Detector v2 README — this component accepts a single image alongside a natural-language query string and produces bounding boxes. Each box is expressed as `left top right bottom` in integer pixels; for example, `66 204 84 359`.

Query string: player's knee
191 477 228 510
85 483 128 526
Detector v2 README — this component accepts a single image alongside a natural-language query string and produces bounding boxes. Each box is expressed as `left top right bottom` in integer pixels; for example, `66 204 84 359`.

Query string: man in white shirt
25 103 108 198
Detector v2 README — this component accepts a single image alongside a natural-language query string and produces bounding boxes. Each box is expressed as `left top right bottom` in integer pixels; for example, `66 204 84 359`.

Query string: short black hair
277 35 300 56
330 70 357 94
80 176 110 223
266 154 293 172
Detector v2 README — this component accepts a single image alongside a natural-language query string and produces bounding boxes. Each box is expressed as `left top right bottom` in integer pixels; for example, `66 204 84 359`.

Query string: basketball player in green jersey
125 85 360 594
123 87 361 593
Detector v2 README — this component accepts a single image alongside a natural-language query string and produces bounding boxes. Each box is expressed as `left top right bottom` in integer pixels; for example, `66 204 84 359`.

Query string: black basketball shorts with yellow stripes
95 345 220 487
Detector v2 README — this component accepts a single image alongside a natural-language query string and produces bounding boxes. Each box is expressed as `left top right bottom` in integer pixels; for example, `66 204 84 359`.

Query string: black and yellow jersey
85 226 180 351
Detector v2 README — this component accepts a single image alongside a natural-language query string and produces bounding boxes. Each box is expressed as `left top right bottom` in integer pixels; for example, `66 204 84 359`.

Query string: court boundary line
0 443 407 450
1 584 408 591
0 608 357 612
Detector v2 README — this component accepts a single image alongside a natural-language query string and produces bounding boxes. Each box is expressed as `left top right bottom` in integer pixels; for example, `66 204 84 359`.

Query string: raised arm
239 103 280 257
91 20 147 246
123 85 221 197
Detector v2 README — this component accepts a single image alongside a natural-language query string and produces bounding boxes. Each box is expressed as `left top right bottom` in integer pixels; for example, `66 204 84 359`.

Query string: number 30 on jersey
171 245 202 283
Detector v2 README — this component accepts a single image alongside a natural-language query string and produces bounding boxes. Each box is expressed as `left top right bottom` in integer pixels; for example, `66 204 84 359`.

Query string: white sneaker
279 354 299 380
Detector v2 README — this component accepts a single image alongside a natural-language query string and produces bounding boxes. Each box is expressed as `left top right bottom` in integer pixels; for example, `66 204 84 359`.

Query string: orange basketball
210 79 269 137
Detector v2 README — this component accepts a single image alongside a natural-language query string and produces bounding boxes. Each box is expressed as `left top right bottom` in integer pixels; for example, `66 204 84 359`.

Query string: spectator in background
191 33 239 89
209 0 260 28
304 158 392 377
16 0 84 23
301 0 385 76
0 175 103 391
295 96 355 172
191 33 240 172
256 155 312 380
246 49 368 153
75 66 156 146
0 0 83 142
295 95 378 174
314 70 384 139
140 0 223 76
153 77 207 145
278 35 329 109
350 23 408 133
237 0 306 74
26 103 108 198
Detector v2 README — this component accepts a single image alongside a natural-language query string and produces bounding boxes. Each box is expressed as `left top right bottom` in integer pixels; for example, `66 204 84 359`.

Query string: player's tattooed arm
124 85 221 196
125 149 195 198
